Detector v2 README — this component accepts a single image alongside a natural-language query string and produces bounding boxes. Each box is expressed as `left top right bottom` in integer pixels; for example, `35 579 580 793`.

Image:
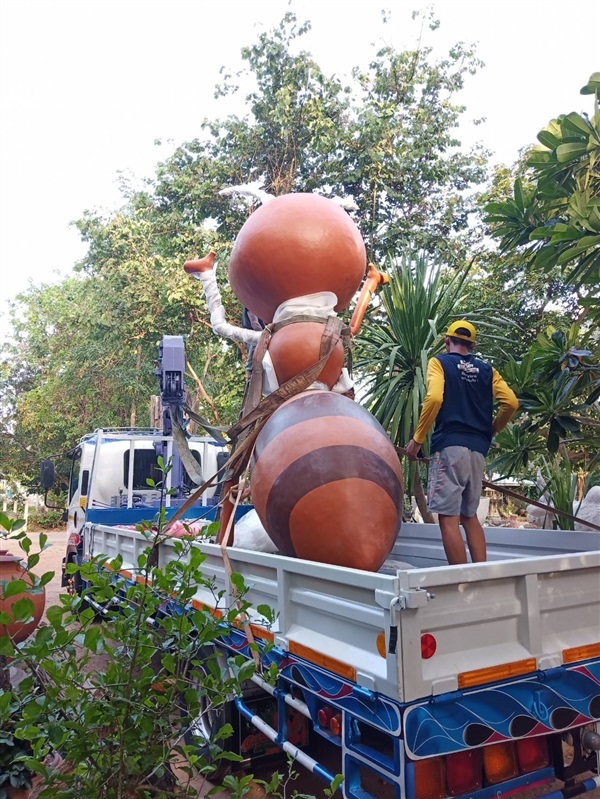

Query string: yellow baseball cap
446 320 476 342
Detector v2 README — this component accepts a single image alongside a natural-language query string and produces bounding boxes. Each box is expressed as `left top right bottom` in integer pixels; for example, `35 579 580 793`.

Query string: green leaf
1 579 28 599
536 130 561 149
45 604 65 627
0 636 15 656
561 112 593 136
83 626 101 652
9 597 34 622
556 142 588 162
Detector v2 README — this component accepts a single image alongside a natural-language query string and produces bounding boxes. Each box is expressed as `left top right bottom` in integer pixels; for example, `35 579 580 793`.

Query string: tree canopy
0 16 597 501
1 11 490 484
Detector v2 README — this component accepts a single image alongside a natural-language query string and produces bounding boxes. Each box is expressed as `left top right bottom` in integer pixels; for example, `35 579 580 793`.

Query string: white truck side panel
85 522 600 704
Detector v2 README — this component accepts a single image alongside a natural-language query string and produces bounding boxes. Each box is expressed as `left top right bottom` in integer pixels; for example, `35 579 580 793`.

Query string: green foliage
0 511 26 538
26 509 65 530
155 10 488 266
0 10 491 485
489 324 600 475
0 463 326 798
533 453 579 531
485 73 600 312
354 254 511 503
0 719 33 799
0 491 269 797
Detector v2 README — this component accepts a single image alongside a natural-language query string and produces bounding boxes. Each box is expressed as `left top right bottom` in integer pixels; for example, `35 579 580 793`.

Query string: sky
1 0 598 323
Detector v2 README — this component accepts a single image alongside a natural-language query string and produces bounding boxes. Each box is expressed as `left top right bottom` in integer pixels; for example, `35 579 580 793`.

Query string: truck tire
182 645 235 782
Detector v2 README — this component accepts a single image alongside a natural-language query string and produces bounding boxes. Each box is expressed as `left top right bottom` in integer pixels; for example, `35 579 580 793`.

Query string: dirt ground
4 528 599 799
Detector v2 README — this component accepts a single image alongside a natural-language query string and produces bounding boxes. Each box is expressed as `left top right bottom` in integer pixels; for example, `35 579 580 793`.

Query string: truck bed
85 521 600 704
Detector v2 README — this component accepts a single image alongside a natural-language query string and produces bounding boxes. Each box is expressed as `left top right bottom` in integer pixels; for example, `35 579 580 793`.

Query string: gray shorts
427 446 485 518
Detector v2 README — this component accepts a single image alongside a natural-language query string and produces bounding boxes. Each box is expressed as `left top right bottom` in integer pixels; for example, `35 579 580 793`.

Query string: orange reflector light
516 736 549 773
329 713 342 736
483 742 518 784
376 632 387 658
421 633 437 659
446 749 482 795
289 640 356 681
563 642 600 663
413 757 445 799
458 658 536 689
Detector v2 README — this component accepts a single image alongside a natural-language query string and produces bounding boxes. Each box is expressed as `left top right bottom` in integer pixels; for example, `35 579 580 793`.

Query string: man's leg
460 514 486 562
438 514 468 564
458 451 487 562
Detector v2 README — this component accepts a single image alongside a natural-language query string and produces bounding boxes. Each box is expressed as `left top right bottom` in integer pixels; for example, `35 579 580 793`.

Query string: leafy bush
26 509 65 529
0 465 329 798
0 724 33 799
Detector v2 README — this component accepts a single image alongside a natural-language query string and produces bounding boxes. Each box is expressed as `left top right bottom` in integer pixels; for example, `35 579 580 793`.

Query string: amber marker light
413 757 445 799
289 641 356 681
458 658 536 689
562 642 600 663
483 742 519 784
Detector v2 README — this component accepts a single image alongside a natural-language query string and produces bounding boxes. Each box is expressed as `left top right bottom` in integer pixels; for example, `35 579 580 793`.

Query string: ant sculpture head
228 193 367 324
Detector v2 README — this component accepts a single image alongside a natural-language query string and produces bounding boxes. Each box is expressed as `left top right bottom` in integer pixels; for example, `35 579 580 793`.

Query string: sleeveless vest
430 352 494 456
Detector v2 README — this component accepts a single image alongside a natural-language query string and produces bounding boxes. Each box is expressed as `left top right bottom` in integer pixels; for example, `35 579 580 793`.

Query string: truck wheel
182 646 235 782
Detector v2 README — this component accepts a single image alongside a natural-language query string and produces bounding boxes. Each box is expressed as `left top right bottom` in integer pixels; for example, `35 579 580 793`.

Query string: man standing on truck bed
405 321 519 565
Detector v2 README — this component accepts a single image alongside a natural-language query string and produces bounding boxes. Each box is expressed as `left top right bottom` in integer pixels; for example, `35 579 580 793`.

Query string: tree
465 164 581 361
490 324 600 479
484 73 600 325
152 10 489 265
0 197 246 483
1 11 491 483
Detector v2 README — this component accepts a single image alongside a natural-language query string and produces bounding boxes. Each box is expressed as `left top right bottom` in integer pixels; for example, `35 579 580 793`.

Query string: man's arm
405 358 445 459
491 368 519 434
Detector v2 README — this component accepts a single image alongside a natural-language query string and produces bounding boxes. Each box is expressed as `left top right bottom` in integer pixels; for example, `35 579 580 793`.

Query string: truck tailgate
397 551 600 701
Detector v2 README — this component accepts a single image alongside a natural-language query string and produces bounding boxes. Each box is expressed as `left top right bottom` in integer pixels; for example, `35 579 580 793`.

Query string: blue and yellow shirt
413 352 518 456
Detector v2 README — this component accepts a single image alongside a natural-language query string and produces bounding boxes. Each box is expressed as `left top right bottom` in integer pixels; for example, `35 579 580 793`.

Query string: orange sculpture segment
228 193 367 323
268 322 345 389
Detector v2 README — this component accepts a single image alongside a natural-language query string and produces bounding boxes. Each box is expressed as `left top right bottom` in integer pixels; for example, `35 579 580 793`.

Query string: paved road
5 529 599 799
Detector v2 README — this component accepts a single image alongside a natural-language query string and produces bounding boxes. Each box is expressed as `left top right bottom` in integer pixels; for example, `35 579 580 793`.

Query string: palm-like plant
355 254 506 517
490 325 600 474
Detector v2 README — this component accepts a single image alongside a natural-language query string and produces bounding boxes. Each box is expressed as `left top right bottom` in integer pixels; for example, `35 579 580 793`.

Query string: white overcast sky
1 0 598 321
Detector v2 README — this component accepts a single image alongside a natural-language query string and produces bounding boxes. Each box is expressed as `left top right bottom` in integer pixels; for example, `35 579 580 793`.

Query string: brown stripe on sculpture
251 414 403 516
250 407 403 528
254 390 392 458
290 479 400 570
261 445 402 569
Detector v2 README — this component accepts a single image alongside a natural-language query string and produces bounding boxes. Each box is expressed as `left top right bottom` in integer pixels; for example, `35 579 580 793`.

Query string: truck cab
59 427 228 588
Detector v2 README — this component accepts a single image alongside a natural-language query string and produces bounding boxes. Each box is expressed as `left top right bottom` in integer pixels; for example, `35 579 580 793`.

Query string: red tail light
516 737 549 773
318 706 334 728
446 749 483 794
